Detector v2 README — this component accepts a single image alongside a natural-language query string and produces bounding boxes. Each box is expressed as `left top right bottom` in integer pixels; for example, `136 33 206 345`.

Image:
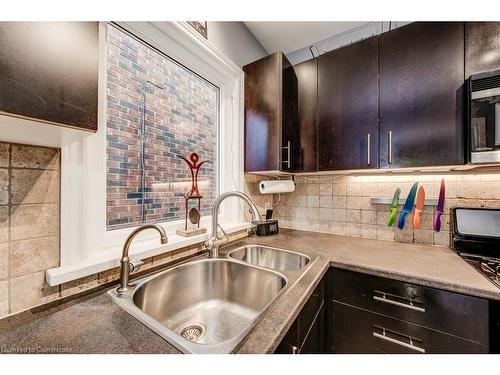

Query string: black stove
452 208 500 289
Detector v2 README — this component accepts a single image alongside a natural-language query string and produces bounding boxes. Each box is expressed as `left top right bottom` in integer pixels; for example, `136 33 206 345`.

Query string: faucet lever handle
129 259 144 274
217 224 230 246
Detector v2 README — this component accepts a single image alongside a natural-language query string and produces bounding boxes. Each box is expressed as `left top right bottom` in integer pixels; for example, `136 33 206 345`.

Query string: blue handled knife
398 182 419 230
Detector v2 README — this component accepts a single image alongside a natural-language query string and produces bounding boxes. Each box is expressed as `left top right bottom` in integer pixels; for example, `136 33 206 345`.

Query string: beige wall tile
295 196 307 207
395 224 413 243
10 236 59 277
330 221 346 235
61 275 99 297
347 209 362 224
0 206 8 243
307 207 319 219
332 182 346 196
377 225 395 241
307 196 319 208
10 271 59 313
0 143 9 168
10 203 59 240
319 183 332 196
0 243 8 280
414 229 434 244
332 209 347 222
434 230 451 247
376 211 389 226
347 183 361 196
11 145 59 170
0 280 8 317
0 169 8 205
361 196 377 211
320 196 333 208
307 183 319 195
346 223 361 237
295 183 307 196
361 224 377 239
346 196 361 210
319 208 332 221
12 168 60 202
332 195 346 209
361 210 377 224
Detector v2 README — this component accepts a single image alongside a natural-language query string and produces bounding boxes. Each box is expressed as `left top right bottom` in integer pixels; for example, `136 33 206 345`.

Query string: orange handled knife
413 186 425 229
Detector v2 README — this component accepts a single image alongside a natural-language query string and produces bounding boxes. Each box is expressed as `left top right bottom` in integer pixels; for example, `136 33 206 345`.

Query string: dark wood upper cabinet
318 36 379 171
379 22 465 168
465 22 500 77
0 22 99 131
244 52 297 173
292 58 318 172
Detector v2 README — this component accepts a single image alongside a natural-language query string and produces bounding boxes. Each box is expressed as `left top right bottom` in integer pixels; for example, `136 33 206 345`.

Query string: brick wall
106 24 218 230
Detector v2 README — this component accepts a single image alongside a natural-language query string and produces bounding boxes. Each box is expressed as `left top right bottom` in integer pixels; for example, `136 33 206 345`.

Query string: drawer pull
373 291 425 313
373 327 425 353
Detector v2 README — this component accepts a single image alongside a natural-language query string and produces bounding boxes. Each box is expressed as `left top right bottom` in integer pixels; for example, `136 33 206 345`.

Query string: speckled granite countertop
1 229 499 354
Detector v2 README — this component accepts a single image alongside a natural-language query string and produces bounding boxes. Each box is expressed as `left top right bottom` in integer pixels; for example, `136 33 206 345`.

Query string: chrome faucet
204 191 261 258
117 224 168 293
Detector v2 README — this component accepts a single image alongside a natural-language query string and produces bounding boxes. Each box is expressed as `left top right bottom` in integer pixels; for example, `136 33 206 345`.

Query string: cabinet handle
373 290 425 313
373 327 425 353
388 131 392 164
367 133 371 165
291 345 299 354
281 141 291 169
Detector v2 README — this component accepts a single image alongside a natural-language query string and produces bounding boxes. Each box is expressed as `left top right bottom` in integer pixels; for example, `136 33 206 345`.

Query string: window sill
46 222 251 286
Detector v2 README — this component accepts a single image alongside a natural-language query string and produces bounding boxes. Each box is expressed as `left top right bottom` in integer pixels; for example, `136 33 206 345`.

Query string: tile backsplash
246 170 500 248
0 141 250 320
0 142 60 318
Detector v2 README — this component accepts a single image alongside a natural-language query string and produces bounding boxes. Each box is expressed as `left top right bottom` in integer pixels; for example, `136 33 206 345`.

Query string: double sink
107 245 311 353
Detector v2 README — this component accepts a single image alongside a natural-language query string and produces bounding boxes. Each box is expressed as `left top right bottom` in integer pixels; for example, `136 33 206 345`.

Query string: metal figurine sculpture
177 152 208 198
176 152 209 237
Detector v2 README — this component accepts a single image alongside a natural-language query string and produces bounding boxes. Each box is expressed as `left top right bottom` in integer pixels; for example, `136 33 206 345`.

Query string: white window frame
46 22 248 286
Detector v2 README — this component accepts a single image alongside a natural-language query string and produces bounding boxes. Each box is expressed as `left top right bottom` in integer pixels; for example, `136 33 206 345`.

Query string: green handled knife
387 188 401 226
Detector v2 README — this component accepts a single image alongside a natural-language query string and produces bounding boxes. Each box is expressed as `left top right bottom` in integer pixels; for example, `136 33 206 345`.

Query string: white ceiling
244 22 370 54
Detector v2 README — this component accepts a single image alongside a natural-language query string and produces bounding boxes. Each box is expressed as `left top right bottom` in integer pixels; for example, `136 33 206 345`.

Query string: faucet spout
117 224 168 293
205 191 261 258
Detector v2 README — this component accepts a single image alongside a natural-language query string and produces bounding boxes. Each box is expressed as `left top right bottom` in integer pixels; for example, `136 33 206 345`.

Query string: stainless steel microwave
468 70 500 164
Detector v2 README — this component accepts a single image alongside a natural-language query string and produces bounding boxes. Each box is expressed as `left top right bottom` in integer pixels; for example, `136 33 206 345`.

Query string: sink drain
178 323 206 342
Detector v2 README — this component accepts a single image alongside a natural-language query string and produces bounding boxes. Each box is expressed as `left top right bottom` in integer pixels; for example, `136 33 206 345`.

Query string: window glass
106 24 218 230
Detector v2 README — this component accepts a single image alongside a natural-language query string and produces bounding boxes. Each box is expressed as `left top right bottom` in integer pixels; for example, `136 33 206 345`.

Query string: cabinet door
292 58 317 172
244 52 296 173
318 36 379 171
379 22 465 168
465 22 500 77
300 303 325 354
0 22 99 131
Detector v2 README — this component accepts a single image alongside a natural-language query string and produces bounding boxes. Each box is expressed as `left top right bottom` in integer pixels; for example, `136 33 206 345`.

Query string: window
106 24 218 230
49 22 245 286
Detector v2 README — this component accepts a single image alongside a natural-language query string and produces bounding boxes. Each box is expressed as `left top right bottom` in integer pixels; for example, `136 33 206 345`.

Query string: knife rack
370 197 439 206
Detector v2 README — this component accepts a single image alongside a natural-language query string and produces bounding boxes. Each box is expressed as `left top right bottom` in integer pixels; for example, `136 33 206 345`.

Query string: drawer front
331 268 489 344
332 302 488 354
333 334 385 354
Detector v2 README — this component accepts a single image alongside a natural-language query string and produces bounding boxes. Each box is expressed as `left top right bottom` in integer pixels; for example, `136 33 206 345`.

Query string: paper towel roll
259 180 295 194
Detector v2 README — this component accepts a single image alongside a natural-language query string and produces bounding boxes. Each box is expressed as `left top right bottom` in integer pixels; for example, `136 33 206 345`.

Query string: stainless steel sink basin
228 245 310 272
107 258 286 353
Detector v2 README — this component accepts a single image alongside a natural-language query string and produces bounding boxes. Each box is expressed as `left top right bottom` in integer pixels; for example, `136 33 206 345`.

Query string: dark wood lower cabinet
275 279 325 353
275 268 500 354
332 301 488 354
